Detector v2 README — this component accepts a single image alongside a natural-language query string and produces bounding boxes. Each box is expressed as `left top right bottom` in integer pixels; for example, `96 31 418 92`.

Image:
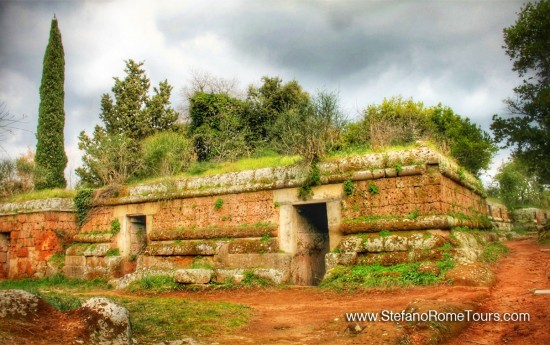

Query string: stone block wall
487 200 512 230
512 208 549 231
0 205 77 278
0 147 499 284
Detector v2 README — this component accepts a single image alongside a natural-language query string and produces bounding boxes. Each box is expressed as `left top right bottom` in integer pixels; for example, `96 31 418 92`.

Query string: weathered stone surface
145 240 223 256
0 290 40 319
174 269 213 284
136 255 197 271
74 232 114 243
325 252 358 272
338 237 361 252
216 253 292 271
213 269 245 283
356 251 410 266
148 225 276 241
408 233 448 250
445 263 495 287
452 232 484 265
66 243 111 257
418 262 440 275
227 238 279 254
0 198 74 214
252 268 287 284
79 297 132 345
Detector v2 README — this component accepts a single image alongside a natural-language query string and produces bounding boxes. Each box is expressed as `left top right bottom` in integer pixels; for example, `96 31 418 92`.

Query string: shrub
139 131 195 177
368 183 379 195
343 179 355 196
74 188 94 226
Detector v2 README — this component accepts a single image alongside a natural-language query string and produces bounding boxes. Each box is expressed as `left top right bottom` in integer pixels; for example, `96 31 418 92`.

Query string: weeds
321 259 453 290
126 275 179 293
379 230 391 237
343 179 355 196
368 182 380 195
480 242 509 263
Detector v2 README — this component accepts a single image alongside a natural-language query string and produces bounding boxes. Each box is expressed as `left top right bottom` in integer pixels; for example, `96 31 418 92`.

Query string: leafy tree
0 151 35 198
494 158 548 209
180 70 241 118
432 105 497 175
491 0 550 184
99 60 178 139
138 131 195 177
343 97 496 175
77 60 179 186
188 92 248 161
343 97 434 150
271 90 344 164
77 127 142 186
35 17 67 190
244 76 310 147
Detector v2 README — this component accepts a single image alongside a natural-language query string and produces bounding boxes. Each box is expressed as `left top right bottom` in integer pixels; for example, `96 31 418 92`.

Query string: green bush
74 188 94 226
480 242 509 263
139 131 195 177
368 183 379 195
343 179 355 196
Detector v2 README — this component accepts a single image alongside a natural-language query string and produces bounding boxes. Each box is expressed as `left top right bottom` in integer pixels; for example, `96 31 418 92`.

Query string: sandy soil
1 238 548 345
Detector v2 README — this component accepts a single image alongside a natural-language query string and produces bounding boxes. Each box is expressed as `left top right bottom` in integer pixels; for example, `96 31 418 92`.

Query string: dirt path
1 238 548 344
170 239 550 344
446 239 550 345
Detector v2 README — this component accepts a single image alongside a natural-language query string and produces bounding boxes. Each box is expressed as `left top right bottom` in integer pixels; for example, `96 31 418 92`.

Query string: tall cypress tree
35 16 67 189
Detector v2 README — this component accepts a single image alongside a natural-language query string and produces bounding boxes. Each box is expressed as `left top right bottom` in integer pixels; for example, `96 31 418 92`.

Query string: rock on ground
76 297 132 345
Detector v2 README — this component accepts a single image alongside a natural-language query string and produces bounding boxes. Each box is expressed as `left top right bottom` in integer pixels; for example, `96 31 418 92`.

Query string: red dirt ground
1 238 549 345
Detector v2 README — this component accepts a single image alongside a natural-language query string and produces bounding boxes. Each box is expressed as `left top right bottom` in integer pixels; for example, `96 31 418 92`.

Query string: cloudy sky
0 0 526 187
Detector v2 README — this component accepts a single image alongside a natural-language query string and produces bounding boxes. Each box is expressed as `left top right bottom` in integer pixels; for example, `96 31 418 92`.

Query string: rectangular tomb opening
293 203 330 286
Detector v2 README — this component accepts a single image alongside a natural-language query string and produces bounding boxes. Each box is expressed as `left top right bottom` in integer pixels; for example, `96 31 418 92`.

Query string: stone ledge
93 146 483 206
340 215 491 234
148 225 277 241
0 198 74 215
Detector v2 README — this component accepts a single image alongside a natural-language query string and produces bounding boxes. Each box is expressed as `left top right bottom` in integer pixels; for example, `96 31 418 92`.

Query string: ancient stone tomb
0 147 497 285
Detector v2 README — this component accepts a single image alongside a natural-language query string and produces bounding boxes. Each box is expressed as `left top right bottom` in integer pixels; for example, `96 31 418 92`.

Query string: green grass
112 296 250 343
320 260 452 291
479 242 509 263
0 275 110 311
511 226 529 235
128 152 302 186
126 275 180 293
3 188 76 202
379 230 391 237
326 143 419 161
0 274 110 291
0 274 251 343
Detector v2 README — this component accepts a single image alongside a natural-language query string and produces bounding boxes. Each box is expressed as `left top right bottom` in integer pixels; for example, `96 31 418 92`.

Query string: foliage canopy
491 0 550 184
35 17 67 190
77 60 179 186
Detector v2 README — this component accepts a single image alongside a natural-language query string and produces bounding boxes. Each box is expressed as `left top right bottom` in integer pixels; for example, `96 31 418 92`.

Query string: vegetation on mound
4 188 76 202
321 254 455 291
0 274 251 343
114 296 250 343
479 242 509 263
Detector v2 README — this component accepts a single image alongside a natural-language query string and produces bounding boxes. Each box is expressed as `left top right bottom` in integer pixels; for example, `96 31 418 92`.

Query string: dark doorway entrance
293 203 330 286
127 215 147 257
0 232 10 279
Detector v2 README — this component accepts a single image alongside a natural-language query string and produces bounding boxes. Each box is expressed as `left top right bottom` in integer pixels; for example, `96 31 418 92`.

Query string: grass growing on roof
3 188 76 202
